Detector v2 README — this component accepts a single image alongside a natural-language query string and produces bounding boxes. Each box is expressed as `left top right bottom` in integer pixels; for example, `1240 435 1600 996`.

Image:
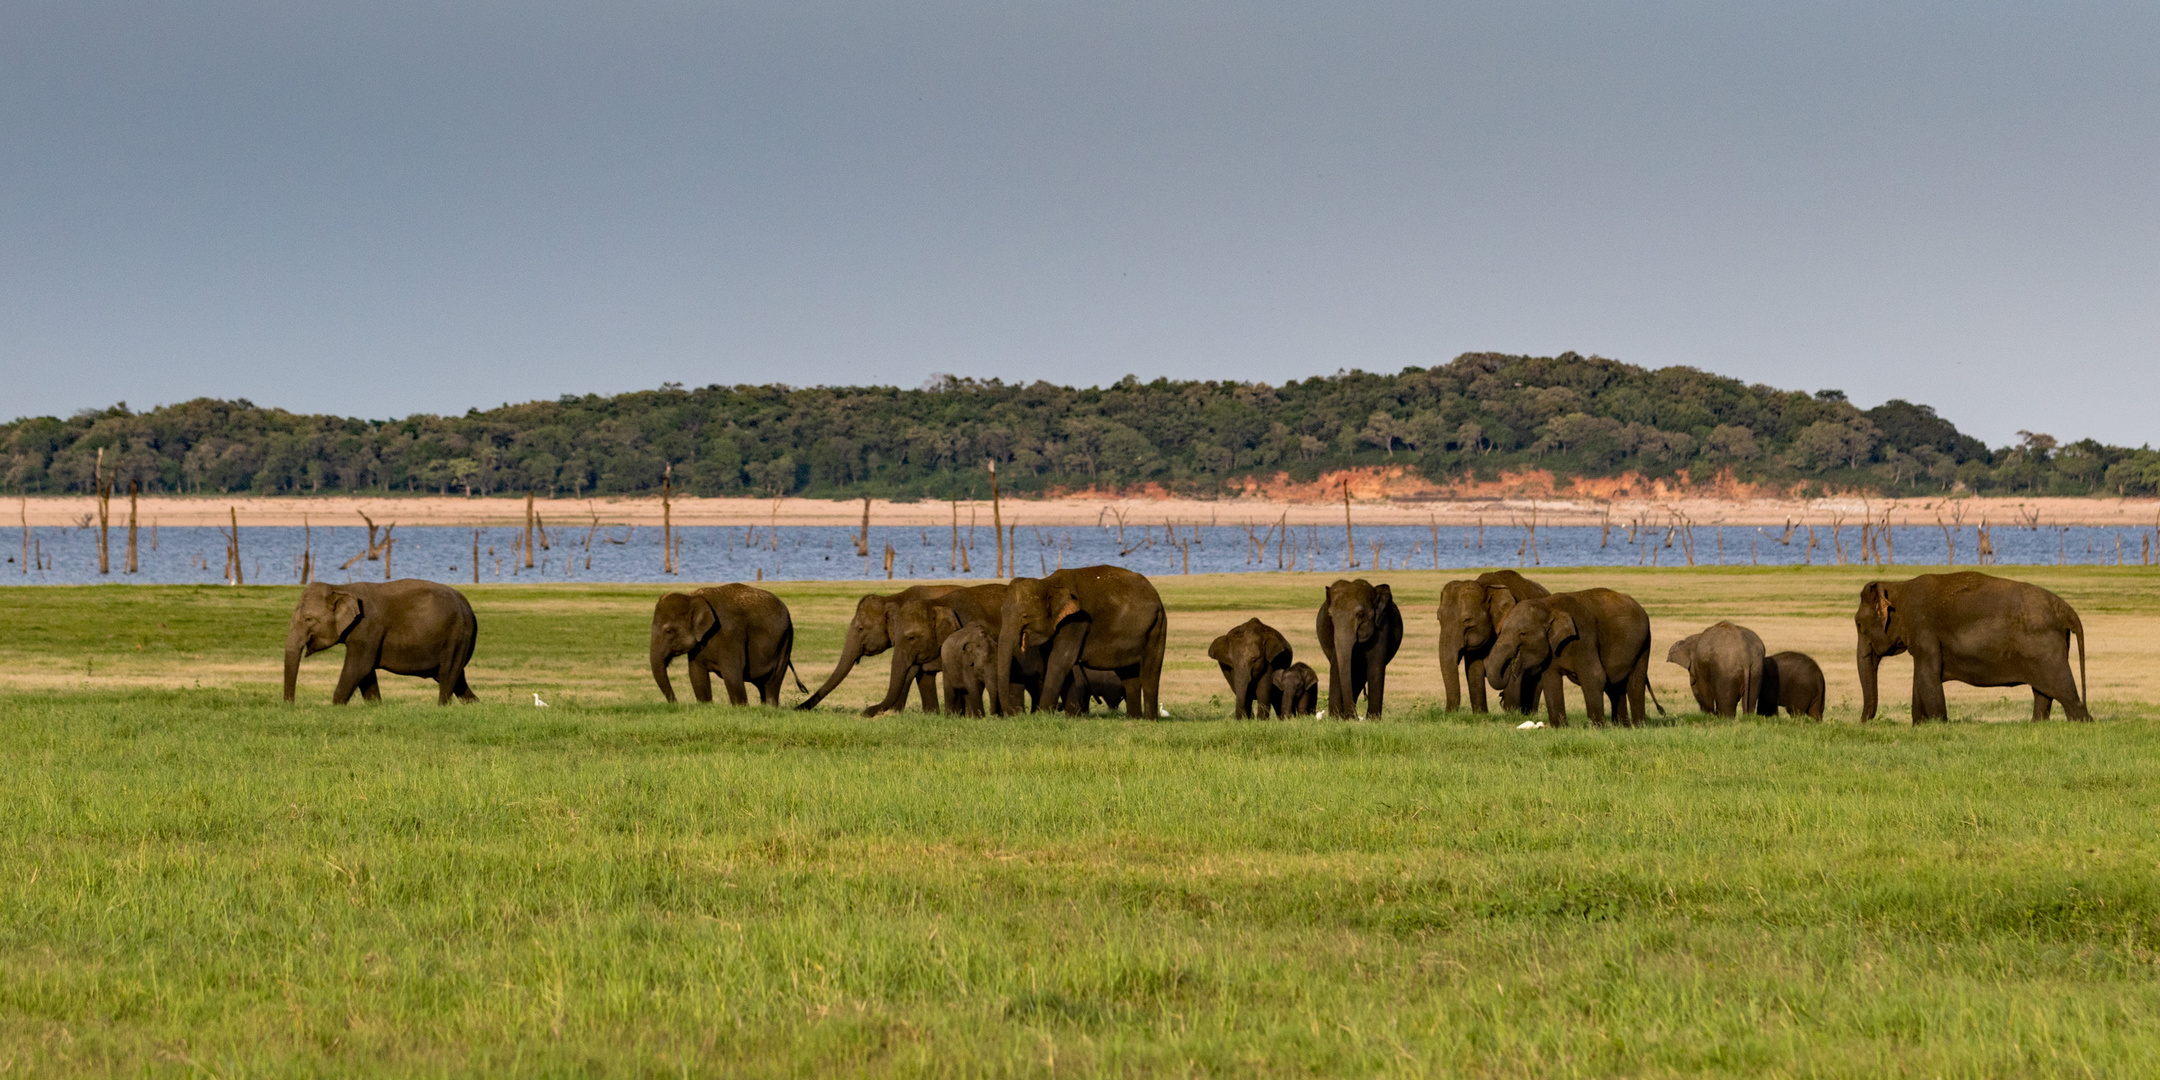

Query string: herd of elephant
280 564 2093 725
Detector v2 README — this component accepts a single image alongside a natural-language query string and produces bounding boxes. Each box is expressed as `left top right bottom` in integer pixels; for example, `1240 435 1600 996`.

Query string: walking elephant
1856 572 2089 722
1761 651 1826 720
1273 662 1319 717
650 584 804 706
1486 588 1660 727
1209 618 1294 718
283 580 478 705
1665 621 1765 718
1436 570 1549 713
995 566 1167 718
795 584 963 713
1317 579 1403 718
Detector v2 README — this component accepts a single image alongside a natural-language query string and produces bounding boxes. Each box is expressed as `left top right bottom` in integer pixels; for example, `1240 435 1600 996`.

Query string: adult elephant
995 566 1167 718
1665 621 1765 718
1486 588 1659 727
795 584 963 713
1208 618 1294 718
1317 579 1403 718
282 580 478 705
1436 569 1549 713
650 584 803 706
1856 572 2089 722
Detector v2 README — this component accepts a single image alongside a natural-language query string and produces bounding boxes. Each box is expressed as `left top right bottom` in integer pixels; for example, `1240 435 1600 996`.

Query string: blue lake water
7 519 2156 586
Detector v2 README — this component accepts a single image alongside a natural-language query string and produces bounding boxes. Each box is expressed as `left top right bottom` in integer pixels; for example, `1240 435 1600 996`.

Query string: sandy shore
14 492 2160 530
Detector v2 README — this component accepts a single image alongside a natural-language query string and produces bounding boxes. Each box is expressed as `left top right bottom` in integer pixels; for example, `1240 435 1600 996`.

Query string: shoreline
11 492 2160 530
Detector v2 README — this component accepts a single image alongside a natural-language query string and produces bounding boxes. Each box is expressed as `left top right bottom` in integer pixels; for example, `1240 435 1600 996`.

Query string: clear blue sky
3 1 2155 447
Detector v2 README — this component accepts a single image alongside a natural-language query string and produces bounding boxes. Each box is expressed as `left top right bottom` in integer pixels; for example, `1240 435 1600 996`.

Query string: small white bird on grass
1516 719 1545 729
533 693 549 707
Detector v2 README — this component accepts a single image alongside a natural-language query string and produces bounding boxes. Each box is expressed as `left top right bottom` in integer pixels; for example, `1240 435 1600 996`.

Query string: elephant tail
1647 677 1668 716
788 659 810 695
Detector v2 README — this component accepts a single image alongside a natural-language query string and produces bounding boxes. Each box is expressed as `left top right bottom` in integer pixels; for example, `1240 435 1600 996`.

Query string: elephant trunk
651 639 679 704
1333 619 1360 718
282 622 307 703
1438 627 1464 711
797 634 865 710
1856 646 1881 722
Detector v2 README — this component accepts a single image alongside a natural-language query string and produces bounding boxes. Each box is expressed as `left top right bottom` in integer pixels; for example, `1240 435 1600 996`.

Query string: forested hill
6 353 2155 499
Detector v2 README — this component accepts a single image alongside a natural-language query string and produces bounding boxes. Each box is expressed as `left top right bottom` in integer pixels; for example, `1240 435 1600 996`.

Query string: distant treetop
6 352 2156 498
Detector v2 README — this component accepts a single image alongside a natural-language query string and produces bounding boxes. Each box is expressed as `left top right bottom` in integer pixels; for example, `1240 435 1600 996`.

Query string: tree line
7 352 2157 500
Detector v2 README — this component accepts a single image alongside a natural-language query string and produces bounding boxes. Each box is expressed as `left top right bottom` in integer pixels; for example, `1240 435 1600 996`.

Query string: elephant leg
356 671 382 704
758 667 785 707
687 658 715 705
1910 652 1948 722
915 670 940 713
1466 657 1490 714
1541 669 1568 727
2028 657 2089 721
1577 663 1609 726
1606 683 1628 726
1372 662 1388 715
452 671 476 702
333 646 375 705
2032 691 2053 721
718 652 751 707
437 673 454 705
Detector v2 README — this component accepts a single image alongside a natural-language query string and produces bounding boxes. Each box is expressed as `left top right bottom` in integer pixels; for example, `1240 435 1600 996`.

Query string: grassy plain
3 567 2159 1075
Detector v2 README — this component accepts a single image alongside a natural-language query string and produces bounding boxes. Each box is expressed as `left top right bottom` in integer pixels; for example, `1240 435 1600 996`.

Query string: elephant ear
1666 635 1695 669
1051 589 1082 625
1207 635 1232 664
1373 583 1394 610
1486 586 1518 624
331 592 363 640
691 596 720 641
1545 609 1580 650
934 607 961 638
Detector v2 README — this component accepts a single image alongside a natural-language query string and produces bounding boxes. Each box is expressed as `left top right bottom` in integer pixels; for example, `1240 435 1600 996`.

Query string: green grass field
3 568 2158 1076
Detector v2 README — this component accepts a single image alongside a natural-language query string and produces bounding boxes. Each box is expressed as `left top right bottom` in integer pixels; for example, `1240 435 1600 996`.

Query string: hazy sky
3 2 2155 446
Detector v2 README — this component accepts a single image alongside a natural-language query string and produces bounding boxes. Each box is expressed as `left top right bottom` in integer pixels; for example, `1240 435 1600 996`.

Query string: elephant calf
1666 621 1766 718
1761 651 1826 720
1273 662 1319 717
939 624 996 717
283 580 478 705
1209 618 1293 718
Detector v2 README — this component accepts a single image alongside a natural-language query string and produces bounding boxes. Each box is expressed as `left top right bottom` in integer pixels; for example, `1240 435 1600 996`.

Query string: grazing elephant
1856 572 2089 722
1486 589 1660 727
1209 618 1294 718
283 580 478 705
1761 651 1826 720
649 584 803 706
996 566 1167 718
939 623 995 717
1436 570 1550 713
1665 621 1766 718
1273 662 1320 717
1317 579 1403 718
796 584 963 713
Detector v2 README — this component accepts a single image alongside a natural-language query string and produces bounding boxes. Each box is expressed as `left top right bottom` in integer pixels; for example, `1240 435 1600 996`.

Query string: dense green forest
6 353 2156 499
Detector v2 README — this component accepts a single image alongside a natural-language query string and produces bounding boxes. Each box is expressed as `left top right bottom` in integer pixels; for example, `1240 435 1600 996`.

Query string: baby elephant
1209 618 1294 719
939 624 996 717
1760 651 1827 720
1272 662 1320 717
1666 621 1766 718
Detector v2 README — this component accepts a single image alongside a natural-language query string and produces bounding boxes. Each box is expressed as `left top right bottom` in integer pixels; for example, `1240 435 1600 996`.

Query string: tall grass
2 691 2156 1075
